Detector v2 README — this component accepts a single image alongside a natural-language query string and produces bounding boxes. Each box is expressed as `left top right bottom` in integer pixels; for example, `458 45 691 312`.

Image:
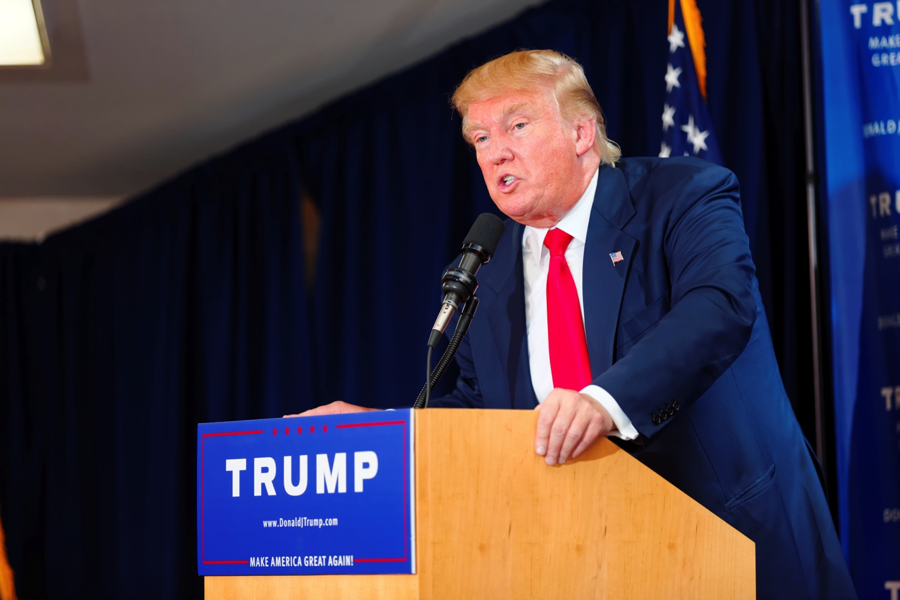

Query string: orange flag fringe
668 0 675 34
668 0 709 100
0 509 16 600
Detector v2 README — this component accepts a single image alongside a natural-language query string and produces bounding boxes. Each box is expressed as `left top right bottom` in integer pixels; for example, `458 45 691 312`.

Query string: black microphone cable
415 296 479 409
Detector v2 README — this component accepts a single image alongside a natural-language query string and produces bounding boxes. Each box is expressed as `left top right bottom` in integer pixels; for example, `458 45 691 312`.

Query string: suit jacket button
667 407 676 417
652 415 661 425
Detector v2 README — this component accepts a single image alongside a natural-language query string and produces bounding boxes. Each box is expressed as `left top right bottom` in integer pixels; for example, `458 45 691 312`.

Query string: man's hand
284 401 376 418
535 389 614 465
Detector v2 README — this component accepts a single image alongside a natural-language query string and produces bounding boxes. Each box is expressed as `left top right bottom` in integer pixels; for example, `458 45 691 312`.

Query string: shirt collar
523 167 599 255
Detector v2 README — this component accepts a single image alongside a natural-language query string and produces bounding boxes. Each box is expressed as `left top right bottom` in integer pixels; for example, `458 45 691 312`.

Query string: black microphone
427 213 505 348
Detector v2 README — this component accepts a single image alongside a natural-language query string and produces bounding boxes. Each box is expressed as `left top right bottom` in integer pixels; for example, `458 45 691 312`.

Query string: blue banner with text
197 410 415 576
818 1 900 597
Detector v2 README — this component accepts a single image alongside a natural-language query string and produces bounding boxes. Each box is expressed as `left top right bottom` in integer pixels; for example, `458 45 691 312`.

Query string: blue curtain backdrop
0 0 815 597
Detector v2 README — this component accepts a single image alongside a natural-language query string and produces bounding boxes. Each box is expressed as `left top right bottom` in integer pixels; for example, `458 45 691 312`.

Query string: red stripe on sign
403 420 408 562
335 421 406 428
203 430 264 438
202 434 205 561
354 558 407 563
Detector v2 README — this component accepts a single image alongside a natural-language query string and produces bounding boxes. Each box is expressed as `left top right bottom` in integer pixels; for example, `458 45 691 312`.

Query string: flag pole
799 0 829 489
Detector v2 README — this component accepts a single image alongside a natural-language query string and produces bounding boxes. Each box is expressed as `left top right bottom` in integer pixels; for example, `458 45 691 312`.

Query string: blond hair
451 49 621 166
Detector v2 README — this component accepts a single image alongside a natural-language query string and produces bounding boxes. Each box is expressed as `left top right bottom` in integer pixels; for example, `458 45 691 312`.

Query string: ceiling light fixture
0 0 50 66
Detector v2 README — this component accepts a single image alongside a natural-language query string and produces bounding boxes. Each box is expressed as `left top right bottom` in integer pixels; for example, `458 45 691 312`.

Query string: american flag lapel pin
609 251 624 265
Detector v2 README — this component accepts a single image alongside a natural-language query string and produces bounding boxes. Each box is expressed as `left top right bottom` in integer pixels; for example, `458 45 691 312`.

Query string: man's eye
475 135 488 143
514 122 526 130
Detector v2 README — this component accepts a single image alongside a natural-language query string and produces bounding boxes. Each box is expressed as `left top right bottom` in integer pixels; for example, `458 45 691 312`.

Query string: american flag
610 251 624 265
660 0 723 165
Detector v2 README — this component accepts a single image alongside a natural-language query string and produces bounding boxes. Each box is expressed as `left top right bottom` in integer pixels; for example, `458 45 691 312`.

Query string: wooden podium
205 409 755 599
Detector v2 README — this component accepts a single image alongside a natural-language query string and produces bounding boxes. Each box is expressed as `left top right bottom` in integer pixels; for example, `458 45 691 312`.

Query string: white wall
0 197 123 241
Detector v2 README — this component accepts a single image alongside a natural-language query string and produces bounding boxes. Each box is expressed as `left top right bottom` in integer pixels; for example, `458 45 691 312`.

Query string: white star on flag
689 126 709 153
667 22 685 53
680 115 710 153
680 114 697 141
659 0 723 164
662 104 676 131
665 63 682 92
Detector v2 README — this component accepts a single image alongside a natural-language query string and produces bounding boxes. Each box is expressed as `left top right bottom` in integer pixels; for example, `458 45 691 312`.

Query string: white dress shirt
522 168 639 441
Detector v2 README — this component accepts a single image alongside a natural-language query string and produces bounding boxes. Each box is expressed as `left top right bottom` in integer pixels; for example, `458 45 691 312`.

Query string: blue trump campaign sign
197 410 414 575
818 1 900 595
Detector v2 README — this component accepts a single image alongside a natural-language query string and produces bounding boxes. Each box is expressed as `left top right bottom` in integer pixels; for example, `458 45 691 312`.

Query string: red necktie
544 228 592 390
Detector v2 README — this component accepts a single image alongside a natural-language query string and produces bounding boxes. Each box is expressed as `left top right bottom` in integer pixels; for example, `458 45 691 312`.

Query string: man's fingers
295 405 330 416
557 407 593 464
534 397 561 457
569 412 606 460
536 392 614 465
284 401 374 418
543 394 578 466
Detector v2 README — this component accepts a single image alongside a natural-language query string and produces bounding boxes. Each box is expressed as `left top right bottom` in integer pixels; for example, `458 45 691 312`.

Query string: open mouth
499 175 518 191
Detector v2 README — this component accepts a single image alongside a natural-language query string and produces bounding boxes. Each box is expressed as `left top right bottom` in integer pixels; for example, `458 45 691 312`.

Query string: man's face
465 87 593 228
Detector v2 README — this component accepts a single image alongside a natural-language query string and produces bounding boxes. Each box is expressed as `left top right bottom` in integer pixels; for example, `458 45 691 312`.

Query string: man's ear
573 116 597 157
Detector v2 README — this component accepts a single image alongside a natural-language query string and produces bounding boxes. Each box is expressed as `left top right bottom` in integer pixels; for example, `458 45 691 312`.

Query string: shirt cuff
581 384 639 441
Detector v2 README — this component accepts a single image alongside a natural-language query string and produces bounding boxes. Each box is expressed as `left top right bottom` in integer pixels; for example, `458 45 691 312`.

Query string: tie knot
544 228 574 257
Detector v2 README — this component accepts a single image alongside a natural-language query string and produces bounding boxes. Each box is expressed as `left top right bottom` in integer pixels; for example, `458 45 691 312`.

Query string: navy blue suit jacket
431 157 856 599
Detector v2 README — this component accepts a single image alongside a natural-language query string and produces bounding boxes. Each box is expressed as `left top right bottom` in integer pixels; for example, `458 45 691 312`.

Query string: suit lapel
583 166 637 378
481 222 537 409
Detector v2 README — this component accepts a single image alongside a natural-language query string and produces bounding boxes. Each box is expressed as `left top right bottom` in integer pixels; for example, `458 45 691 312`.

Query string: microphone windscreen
463 213 506 257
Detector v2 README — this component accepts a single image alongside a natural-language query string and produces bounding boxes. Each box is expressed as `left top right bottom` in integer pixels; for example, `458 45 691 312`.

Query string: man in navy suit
301 50 857 598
